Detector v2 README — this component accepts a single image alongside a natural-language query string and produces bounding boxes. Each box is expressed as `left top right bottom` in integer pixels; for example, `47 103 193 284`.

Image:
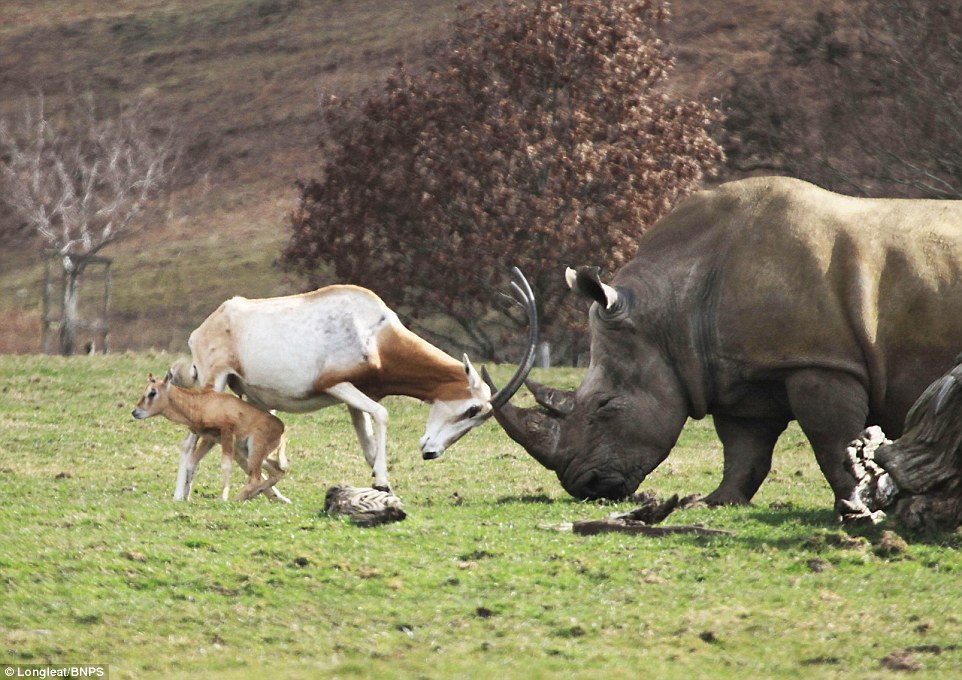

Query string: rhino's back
642 177 962 431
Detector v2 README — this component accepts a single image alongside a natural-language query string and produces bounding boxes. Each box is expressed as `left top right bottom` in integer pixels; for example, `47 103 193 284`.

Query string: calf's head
490 267 689 500
131 373 171 419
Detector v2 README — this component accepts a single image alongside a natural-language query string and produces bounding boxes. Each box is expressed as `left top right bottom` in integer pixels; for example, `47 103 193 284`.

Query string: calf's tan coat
133 374 288 501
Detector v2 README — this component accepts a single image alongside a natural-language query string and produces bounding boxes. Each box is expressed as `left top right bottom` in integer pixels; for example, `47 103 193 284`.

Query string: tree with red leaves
284 0 722 360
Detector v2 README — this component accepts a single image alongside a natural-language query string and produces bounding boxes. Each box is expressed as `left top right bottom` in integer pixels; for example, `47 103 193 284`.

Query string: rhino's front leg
785 369 868 520
705 414 788 505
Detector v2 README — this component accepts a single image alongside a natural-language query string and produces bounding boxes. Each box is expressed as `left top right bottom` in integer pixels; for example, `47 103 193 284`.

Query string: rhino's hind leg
705 415 788 505
785 369 868 519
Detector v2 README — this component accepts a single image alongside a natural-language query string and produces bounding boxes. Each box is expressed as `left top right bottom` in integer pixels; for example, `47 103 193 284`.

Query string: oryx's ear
462 353 484 392
565 266 619 310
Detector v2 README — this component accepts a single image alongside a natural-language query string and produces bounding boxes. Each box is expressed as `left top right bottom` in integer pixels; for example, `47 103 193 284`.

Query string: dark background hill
0 0 828 354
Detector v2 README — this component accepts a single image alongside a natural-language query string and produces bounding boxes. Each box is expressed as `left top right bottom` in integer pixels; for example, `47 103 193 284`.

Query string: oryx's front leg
328 383 390 492
349 406 379 475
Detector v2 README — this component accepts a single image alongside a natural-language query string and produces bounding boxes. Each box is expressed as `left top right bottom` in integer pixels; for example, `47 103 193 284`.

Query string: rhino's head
489 266 691 500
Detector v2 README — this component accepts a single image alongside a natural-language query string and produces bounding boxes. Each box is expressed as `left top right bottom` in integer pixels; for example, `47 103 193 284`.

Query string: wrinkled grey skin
495 177 962 516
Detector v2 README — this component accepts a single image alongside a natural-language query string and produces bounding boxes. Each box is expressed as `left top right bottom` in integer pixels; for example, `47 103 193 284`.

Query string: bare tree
0 94 177 354
722 0 962 199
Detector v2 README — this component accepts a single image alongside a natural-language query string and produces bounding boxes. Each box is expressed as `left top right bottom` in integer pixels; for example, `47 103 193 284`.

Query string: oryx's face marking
419 355 492 460
132 374 168 419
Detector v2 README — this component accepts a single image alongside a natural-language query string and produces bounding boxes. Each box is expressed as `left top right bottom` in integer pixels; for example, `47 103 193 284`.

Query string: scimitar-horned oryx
168 268 537 499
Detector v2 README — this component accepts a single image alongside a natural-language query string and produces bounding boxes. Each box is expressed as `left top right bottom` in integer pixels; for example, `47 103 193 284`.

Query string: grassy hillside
2 355 960 677
0 0 464 353
0 0 826 354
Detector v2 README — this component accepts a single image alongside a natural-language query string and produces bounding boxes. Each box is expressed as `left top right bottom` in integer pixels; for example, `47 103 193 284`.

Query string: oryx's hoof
422 451 440 460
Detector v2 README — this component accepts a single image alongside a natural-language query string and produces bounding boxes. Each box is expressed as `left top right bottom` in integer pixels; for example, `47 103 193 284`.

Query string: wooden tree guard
41 253 113 355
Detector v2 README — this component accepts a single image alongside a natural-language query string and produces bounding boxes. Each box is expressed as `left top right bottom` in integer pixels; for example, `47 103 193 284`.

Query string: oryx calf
132 373 289 502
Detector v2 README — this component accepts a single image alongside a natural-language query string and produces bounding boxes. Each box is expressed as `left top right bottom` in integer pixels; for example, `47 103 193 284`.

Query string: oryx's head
418 267 539 461
131 373 172 419
167 357 198 388
420 355 493 459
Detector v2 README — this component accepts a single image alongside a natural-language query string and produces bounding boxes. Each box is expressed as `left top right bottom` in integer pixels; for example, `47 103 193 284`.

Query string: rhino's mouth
562 466 643 501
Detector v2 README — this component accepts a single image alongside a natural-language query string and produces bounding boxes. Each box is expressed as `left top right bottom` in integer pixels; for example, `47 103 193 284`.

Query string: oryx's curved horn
488 267 538 409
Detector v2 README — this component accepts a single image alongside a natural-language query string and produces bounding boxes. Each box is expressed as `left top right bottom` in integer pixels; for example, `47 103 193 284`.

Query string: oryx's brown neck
361 324 470 402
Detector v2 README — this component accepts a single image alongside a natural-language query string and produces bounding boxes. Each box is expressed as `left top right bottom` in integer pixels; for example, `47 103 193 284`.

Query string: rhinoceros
491 176 962 519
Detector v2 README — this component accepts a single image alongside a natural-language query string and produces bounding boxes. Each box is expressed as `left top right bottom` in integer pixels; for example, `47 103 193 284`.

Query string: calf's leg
239 434 289 501
232 436 291 503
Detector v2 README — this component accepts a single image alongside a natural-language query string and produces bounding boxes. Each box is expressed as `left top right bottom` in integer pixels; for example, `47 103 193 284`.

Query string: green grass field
1 354 960 678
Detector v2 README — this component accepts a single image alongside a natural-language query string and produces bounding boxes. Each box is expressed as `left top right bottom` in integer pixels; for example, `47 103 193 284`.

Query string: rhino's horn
525 378 575 417
482 368 563 472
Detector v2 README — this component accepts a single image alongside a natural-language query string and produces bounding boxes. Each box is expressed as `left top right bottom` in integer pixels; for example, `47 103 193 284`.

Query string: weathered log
846 361 962 532
324 485 406 527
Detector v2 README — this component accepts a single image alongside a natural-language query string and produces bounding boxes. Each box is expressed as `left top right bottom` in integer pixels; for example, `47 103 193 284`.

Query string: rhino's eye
595 289 634 326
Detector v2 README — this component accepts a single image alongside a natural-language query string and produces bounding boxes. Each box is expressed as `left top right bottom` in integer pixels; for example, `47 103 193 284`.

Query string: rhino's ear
565 266 620 310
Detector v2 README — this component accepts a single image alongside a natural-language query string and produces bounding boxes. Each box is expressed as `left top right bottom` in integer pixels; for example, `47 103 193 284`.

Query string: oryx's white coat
172 285 493 494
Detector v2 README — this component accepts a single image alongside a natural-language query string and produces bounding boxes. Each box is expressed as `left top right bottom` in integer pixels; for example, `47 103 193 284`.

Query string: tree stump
847 362 962 532
876 365 962 532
